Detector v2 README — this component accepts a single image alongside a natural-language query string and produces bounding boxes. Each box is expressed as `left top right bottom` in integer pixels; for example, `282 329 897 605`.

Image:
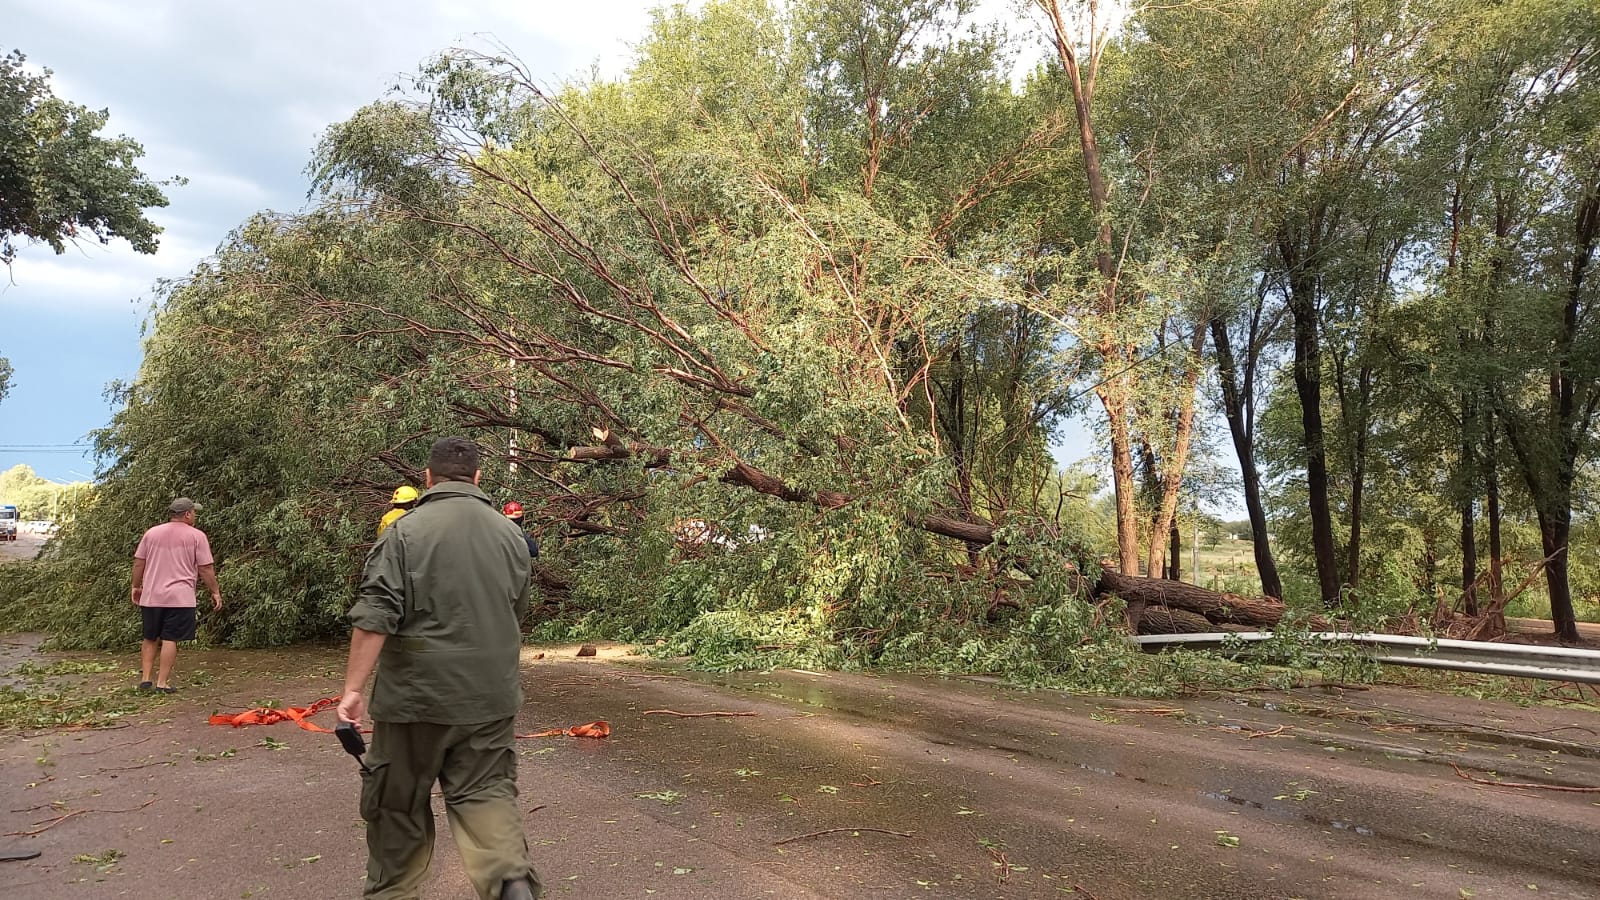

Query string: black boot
500 877 539 900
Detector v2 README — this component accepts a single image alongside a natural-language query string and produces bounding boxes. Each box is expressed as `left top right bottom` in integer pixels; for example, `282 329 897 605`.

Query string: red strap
518 721 610 739
207 696 342 733
208 698 610 740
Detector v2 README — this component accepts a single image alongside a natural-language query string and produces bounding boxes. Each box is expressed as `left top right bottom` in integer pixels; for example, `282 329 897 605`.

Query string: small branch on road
95 759 177 774
1072 883 1102 900
8 810 88 835
775 827 914 845
642 709 758 718
20 722 133 738
985 843 1012 882
1247 725 1290 739
4 796 157 836
1450 763 1600 793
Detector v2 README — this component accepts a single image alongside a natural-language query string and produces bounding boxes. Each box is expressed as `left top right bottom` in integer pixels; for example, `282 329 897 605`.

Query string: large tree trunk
1096 570 1324 628
1460 394 1479 616
1345 428 1366 590
1211 317 1283 598
1136 605 1210 635
1342 365 1372 591
1146 326 1206 581
1285 257 1342 608
1460 496 1478 616
1104 388 1140 574
1041 0 1141 576
1538 508 1579 643
1168 520 1181 582
1484 407 1503 602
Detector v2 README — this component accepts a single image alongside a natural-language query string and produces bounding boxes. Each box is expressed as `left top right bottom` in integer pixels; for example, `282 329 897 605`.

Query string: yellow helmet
391 485 420 505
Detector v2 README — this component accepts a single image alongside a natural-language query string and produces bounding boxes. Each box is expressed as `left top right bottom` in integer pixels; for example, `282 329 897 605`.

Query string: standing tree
0 50 176 263
0 49 178 408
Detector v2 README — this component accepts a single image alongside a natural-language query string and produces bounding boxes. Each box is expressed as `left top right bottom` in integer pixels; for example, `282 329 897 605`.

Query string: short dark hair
428 437 481 482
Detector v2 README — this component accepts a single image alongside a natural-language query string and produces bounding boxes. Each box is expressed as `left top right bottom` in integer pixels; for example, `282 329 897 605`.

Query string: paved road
1 642 1597 898
0 531 44 564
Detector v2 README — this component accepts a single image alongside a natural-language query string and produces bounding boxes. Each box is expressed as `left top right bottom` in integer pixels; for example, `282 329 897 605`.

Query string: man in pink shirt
131 498 221 692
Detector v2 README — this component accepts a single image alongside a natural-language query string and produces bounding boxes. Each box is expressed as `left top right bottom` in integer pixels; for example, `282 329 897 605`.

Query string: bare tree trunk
1104 382 1140 574
1484 406 1503 602
1285 256 1342 608
1460 393 1479 616
1211 316 1283 598
1040 0 1141 576
1168 519 1181 581
1539 509 1577 643
1146 326 1206 581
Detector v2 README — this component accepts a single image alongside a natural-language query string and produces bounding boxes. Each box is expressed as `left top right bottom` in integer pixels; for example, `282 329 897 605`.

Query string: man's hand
130 587 141 606
211 592 222 612
337 690 367 725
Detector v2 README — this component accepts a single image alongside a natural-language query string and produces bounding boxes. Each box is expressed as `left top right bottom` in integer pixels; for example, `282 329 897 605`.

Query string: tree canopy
0 50 175 264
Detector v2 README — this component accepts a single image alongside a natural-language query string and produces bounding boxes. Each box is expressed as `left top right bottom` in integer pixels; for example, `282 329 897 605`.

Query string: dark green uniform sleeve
350 530 406 634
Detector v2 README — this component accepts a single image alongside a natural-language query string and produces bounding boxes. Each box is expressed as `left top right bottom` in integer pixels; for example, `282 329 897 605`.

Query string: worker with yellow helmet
377 485 420 537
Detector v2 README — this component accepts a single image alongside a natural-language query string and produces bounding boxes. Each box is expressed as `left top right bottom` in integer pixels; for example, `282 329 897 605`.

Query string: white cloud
2 256 155 310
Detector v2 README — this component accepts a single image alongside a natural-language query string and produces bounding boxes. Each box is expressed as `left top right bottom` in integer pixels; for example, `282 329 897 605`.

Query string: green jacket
349 481 532 724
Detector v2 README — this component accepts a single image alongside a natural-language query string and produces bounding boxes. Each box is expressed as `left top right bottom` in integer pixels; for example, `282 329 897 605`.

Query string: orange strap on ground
519 721 610 738
207 698 610 740
208 697 342 733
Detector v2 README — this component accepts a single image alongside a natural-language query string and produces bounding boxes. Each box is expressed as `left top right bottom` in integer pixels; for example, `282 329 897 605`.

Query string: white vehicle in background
0 505 17 541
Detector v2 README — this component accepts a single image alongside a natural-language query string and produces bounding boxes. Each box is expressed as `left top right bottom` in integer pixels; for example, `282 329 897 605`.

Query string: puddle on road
1198 790 1265 811
1197 788 1385 839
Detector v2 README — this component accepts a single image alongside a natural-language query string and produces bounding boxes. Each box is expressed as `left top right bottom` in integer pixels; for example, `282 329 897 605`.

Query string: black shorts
141 606 197 642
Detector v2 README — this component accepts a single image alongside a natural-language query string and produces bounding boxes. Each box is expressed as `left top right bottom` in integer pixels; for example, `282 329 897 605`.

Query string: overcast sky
0 0 1190 512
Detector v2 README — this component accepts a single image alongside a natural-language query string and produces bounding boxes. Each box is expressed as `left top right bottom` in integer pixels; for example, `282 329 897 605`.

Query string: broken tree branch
774 827 915 845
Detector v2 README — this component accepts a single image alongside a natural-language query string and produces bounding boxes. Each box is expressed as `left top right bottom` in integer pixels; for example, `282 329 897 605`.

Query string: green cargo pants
360 717 542 900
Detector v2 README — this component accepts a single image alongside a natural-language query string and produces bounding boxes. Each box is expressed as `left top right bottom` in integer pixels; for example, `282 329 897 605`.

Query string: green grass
1502 590 1600 623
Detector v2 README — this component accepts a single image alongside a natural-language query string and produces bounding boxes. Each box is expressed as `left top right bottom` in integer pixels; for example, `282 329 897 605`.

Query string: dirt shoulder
1 639 1598 898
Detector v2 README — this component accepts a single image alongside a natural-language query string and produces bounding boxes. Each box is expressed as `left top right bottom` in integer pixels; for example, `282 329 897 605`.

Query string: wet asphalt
1 642 1597 898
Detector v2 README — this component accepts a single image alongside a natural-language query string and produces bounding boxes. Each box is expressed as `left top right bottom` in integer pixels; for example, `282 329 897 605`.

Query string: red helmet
502 501 524 519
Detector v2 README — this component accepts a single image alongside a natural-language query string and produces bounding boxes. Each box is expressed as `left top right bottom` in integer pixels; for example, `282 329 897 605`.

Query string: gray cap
169 497 202 515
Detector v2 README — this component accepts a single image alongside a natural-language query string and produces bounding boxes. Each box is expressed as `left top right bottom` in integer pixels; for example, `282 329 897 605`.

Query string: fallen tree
1096 570 1332 632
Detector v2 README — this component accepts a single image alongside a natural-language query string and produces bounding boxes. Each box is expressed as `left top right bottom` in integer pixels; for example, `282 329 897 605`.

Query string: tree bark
1484 406 1503 602
1539 509 1578 643
1146 326 1206 581
1039 0 1141 576
1168 520 1181 582
1283 239 1343 608
1344 365 1372 590
1460 393 1479 616
1211 316 1283 598
1136 605 1210 635
1104 387 1140 574
1097 570 1318 628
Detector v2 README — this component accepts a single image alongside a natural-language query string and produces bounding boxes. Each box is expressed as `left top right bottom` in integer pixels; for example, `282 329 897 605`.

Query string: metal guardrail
1132 632 1600 684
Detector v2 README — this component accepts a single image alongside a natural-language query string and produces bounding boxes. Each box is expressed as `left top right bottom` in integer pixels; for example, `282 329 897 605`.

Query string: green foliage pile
1 0 1135 687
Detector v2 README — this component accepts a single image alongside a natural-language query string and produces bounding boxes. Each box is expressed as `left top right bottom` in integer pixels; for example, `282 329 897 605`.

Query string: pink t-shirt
135 521 214 608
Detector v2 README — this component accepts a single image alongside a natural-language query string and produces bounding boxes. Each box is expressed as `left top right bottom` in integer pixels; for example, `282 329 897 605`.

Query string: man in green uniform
338 437 541 900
